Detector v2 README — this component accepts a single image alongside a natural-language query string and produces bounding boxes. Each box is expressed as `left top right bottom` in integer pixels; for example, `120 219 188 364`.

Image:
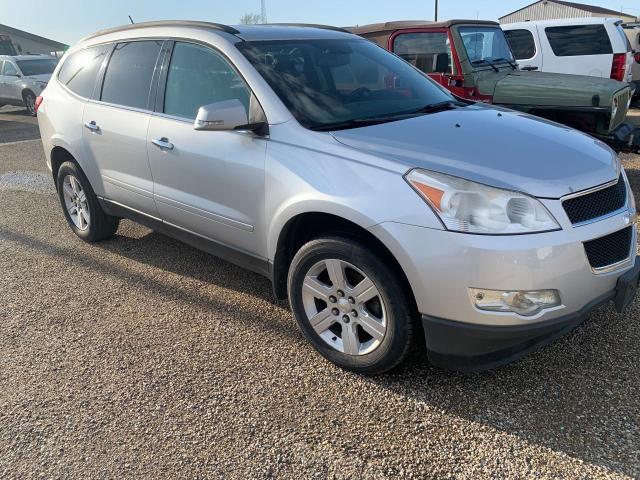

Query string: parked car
622 24 640 100
37 21 639 374
502 18 633 84
350 20 638 152
0 54 58 115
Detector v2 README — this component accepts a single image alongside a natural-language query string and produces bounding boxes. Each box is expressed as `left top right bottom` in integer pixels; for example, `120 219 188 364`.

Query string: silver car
37 21 639 374
0 54 58 115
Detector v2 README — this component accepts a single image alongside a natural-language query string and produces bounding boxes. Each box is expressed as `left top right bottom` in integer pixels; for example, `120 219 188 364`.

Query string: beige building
500 1 637 24
0 23 67 56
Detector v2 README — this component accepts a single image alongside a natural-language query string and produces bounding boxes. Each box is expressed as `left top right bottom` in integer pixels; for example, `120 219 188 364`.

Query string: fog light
470 289 561 317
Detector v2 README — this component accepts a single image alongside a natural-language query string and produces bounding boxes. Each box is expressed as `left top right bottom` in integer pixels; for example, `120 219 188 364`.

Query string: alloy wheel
301 259 387 356
62 175 90 231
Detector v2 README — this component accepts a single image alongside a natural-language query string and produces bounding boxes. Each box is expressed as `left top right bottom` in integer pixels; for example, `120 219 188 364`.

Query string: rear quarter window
58 44 112 98
504 29 536 60
545 24 613 56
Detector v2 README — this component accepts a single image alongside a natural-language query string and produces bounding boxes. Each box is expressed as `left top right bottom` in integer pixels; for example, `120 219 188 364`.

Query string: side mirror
194 95 267 134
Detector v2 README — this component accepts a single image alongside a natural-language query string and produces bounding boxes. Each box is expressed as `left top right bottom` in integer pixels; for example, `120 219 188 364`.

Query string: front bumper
369 208 638 370
424 257 639 371
603 123 640 153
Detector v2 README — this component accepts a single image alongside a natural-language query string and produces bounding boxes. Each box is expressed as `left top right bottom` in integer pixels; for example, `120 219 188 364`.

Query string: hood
477 70 625 107
25 73 51 83
331 105 618 198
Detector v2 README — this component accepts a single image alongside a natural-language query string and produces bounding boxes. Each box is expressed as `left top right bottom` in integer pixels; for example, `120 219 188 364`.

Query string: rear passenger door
82 40 163 216
541 24 613 78
146 41 267 257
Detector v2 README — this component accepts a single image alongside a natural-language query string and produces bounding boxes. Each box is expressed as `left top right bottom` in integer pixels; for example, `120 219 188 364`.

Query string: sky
1 0 639 46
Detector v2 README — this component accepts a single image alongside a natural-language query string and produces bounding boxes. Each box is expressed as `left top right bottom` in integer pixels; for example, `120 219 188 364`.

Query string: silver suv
0 54 58 115
37 21 639 373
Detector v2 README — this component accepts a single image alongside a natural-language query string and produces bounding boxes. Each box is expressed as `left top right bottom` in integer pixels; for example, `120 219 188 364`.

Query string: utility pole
261 0 267 23
435 0 439 21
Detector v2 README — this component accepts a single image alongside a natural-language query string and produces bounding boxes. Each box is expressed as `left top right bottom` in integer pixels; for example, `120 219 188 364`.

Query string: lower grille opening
583 226 633 270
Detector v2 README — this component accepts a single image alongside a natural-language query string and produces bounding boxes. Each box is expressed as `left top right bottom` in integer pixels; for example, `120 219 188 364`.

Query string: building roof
499 1 634 20
0 23 67 50
349 19 499 35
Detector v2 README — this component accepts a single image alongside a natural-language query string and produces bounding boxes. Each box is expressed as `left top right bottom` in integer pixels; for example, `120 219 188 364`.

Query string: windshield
238 38 454 130
458 26 515 65
16 58 58 76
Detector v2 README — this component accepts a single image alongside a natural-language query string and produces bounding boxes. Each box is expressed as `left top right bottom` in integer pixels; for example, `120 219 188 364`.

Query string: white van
503 18 633 84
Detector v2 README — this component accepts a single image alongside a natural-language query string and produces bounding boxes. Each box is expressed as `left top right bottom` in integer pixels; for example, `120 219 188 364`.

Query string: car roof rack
266 23 351 33
80 20 240 42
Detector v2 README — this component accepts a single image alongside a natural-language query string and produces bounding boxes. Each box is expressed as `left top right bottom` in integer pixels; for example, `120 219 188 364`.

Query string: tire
288 236 416 374
56 161 119 242
23 91 36 116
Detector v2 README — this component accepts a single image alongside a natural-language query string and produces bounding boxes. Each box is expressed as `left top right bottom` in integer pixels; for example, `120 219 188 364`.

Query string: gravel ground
0 114 639 478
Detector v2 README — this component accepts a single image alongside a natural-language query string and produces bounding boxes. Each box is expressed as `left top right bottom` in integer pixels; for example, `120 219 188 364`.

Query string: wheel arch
270 210 418 320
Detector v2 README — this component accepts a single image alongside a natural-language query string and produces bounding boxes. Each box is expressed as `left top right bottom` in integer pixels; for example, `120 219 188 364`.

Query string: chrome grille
562 175 627 225
611 88 630 131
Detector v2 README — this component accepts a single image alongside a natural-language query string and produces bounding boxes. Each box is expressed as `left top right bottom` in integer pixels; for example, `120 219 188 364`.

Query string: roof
0 23 67 50
499 1 635 20
349 19 499 35
80 20 353 44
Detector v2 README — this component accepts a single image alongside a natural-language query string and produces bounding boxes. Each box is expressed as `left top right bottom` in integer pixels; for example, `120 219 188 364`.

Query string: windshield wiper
492 57 518 69
413 100 464 114
310 101 464 131
310 116 409 132
471 59 499 72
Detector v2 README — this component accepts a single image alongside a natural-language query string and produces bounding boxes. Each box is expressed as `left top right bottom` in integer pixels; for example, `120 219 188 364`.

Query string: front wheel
288 237 416 374
24 91 37 116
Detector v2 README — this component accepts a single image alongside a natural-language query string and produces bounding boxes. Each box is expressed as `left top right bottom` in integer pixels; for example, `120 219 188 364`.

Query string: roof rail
80 20 240 42
267 23 351 33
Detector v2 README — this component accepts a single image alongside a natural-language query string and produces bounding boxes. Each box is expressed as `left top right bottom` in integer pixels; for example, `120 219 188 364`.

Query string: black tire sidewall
24 91 36 116
56 162 104 242
288 237 414 374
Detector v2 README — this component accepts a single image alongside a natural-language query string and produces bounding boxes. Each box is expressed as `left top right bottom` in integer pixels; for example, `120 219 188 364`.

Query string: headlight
405 169 560 234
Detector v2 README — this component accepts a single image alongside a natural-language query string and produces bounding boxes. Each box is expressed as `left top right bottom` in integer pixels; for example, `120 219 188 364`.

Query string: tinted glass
101 40 162 109
504 29 536 60
239 39 453 130
164 42 250 120
545 25 612 56
58 45 112 98
393 32 453 74
16 58 58 76
2 61 18 76
458 26 515 64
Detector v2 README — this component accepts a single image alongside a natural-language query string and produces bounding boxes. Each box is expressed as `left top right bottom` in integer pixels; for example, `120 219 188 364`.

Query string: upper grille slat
563 175 627 225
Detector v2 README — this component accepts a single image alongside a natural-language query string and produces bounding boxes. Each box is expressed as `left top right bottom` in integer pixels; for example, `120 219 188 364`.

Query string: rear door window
101 40 163 110
545 25 612 56
58 45 112 98
163 42 250 120
504 29 536 60
393 32 453 74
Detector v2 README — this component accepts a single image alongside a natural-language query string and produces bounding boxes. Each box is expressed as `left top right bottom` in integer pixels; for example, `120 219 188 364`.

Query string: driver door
147 41 267 257
0 60 22 102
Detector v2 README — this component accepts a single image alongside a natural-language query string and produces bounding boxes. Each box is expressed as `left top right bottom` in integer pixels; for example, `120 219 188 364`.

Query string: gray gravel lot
0 110 639 479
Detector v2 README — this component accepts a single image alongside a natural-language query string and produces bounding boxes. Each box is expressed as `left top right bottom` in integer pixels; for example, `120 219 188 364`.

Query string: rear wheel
56 161 119 242
23 91 36 116
288 237 416 374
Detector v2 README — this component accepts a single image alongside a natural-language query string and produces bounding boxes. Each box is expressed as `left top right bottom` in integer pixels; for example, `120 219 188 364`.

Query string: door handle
84 121 100 132
151 137 174 150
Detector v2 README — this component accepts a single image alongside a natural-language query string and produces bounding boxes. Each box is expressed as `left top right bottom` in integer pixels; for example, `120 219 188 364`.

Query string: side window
504 29 536 60
164 42 250 120
101 40 163 110
57 44 112 98
545 25 613 57
3 61 19 76
393 32 452 74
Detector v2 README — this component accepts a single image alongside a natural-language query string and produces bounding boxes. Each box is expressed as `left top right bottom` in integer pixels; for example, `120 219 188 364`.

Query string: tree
240 13 263 24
